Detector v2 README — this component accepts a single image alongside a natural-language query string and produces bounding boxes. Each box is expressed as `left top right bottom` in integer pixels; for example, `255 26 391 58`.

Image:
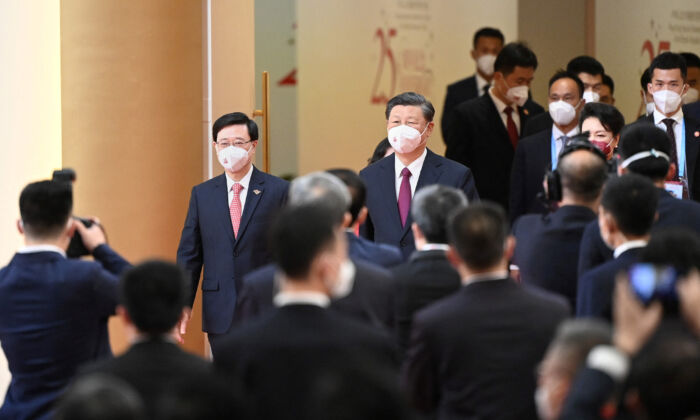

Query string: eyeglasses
216 138 253 148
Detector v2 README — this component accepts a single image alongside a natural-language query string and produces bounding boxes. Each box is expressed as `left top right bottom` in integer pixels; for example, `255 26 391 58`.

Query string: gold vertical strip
585 0 596 56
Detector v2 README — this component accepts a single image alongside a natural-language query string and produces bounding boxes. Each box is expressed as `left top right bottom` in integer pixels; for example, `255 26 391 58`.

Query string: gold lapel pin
523 109 529 116
253 189 261 195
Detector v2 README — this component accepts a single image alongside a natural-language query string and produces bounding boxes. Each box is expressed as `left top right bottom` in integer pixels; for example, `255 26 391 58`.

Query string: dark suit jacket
391 249 461 355
559 366 617 420
683 101 700 121
213 304 396 420
346 231 403 268
0 245 130 420
402 278 570 420
509 127 553 222
79 338 213 418
578 188 700 277
359 149 479 260
237 260 395 331
576 247 643 320
176 167 289 334
522 112 553 138
441 75 479 142
444 94 545 210
513 205 597 309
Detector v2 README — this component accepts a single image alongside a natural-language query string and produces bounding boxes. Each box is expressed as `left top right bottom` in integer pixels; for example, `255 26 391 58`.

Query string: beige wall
0 0 63 398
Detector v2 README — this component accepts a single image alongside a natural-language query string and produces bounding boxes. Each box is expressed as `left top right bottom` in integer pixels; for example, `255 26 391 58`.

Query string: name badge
664 181 684 199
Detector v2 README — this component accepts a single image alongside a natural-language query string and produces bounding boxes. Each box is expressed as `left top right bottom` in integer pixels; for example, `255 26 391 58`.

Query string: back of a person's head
494 42 538 76
119 260 189 335
681 51 700 70
578 102 625 136
270 203 338 280
566 55 605 76
54 374 146 420
448 202 508 269
19 180 73 240
648 51 687 80
619 123 672 181
558 148 608 203
640 228 700 274
155 371 245 420
289 171 350 225
326 168 365 225
600 174 658 237
412 185 467 244
546 319 612 372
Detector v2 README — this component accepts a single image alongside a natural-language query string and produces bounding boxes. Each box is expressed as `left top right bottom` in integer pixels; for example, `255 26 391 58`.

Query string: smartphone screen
628 263 678 304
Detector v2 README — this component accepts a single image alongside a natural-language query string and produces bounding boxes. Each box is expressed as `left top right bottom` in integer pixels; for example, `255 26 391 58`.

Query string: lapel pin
253 189 261 195
523 109 529 116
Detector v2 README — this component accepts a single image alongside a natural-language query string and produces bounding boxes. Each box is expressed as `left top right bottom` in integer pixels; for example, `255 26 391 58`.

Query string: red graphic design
370 28 397 104
278 68 297 86
641 40 671 62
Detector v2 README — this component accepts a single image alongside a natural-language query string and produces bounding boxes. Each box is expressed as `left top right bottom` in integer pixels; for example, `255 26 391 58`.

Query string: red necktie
398 167 412 227
504 106 519 149
230 183 244 238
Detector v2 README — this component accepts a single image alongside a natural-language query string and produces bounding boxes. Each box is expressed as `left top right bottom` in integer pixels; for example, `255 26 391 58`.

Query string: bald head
558 149 608 203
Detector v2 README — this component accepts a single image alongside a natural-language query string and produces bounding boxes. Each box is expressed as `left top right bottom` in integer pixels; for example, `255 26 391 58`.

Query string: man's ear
117 305 132 326
446 245 462 269
16 219 23 235
411 222 423 241
504 235 516 262
470 49 477 60
342 212 352 229
356 207 368 226
65 218 77 238
666 163 677 181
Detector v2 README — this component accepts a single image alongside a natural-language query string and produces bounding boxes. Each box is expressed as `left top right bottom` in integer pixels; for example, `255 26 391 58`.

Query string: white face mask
683 87 699 104
504 83 529 107
476 54 497 77
535 386 555 420
387 124 429 154
548 100 578 126
653 89 683 114
327 259 355 299
217 145 252 172
582 90 600 104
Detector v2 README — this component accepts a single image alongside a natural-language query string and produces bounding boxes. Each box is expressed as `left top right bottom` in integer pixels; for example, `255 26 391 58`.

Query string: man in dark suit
578 124 700 277
402 203 570 420
78 261 223 419
577 174 658 320
360 92 479 260
510 70 585 221
513 141 608 309
0 181 131 420
214 204 396 420
445 42 545 210
236 171 394 330
441 27 504 141
176 112 289 352
392 185 466 354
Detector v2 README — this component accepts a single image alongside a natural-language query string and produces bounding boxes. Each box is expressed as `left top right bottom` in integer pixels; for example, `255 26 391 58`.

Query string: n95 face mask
582 90 600 104
217 145 251 172
653 89 682 114
548 100 577 126
387 124 428 154
476 54 497 76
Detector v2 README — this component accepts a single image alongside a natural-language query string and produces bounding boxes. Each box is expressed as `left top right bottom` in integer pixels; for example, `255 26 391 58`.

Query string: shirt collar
653 107 683 125
17 244 66 258
488 88 515 113
394 148 427 180
421 243 450 252
613 240 647 259
475 72 490 95
225 164 254 192
273 291 331 308
552 124 580 140
462 270 509 285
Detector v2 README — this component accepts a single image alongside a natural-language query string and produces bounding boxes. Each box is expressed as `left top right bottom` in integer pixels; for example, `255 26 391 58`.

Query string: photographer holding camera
0 180 131 420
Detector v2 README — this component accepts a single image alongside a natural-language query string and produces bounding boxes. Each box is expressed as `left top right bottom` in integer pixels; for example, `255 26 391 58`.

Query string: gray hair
411 185 467 244
546 319 612 374
289 172 351 223
385 92 435 122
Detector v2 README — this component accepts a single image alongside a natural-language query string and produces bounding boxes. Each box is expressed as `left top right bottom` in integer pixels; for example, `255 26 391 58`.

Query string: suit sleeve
577 223 613 278
401 315 439 413
176 186 203 307
458 167 480 203
90 245 132 317
576 271 594 318
560 367 617 420
444 107 468 161
509 143 528 223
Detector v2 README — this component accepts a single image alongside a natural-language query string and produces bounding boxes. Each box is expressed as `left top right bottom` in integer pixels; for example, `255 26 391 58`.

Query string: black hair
618 123 671 181
212 112 258 141
548 69 584 98
641 67 652 90
600 174 658 236
558 147 609 202
119 261 189 335
368 138 392 165
54 374 146 420
648 52 687 81
270 204 338 279
578 102 626 136
19 180 73 239
494 42 538 76
566 55 605 77
326 168 366 225
680 52 700 69
472 27 504 48
385 92 435 122
448 202 508 270
602 73 615 94
640 228 700 274
411 185 467 244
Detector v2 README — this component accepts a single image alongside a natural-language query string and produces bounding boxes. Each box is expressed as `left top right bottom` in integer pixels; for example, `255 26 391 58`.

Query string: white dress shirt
475 73 490 97
273 291 331 308
225 165 254 211
653 107 684 172
489 88 521 134
462 270 510 285
552 124 580 157
394 148 427 199
613 240 647 259
17 244 66 257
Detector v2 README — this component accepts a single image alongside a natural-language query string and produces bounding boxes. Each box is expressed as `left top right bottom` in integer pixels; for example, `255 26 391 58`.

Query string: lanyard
551 131 559 170
680 121 686 178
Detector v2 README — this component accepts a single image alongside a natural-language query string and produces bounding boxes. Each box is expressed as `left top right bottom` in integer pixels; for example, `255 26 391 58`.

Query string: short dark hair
270 204 339 279
548 70 584 98
618 123 671 181
494 42 538 76
640 228 700 274
558 148 608 202
600 174 658 236
566 55 605 77
119 261 189 335
54 374 146 420
681 52 700 69
448 203 508 270
212 112 258 142
411 185 467 244
368 138 392 165
648 52 687 81
579 102 626 136
602 73 615 94
326 168 365 225
385 92 435 122
472 27 504 48
19 180 73 239
641 67 652 90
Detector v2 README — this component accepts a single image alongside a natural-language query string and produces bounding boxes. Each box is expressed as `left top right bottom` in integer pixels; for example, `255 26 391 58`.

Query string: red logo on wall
370 28 397 105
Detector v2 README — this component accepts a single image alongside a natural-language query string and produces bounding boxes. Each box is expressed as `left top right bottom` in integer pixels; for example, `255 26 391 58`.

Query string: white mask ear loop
620 149 671 169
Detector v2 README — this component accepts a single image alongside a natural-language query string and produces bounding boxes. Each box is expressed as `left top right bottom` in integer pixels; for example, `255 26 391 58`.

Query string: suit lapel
378 155 404 232
684 116 699 185
234 167 264 248
214 174 235 243
483 95 511 147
